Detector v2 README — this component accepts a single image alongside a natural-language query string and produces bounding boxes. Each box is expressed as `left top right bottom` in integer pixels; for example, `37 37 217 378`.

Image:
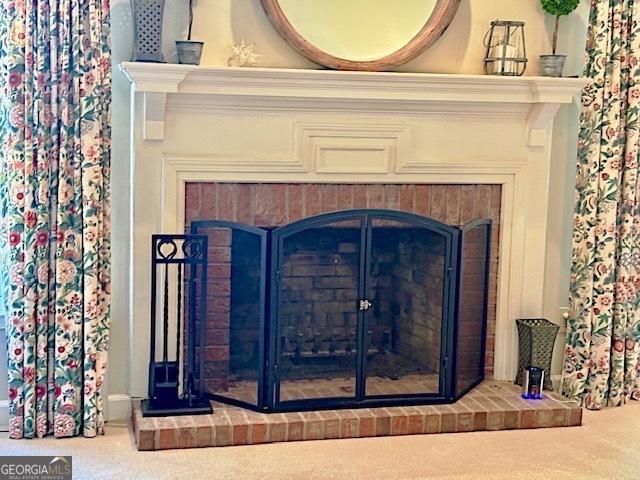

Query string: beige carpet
1 402 639 480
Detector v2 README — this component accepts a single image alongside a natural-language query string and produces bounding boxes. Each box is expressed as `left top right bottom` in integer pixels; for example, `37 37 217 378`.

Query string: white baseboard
0 400 8 432
0 394 130 432
107 393 132 422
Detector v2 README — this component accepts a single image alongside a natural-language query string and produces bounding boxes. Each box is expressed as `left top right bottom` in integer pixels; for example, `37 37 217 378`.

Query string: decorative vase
515 318 559 391
131 0 165 63
539 55 566 77
176 41 204 65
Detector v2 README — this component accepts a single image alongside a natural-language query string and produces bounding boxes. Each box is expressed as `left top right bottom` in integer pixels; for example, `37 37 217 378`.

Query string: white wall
547 4 590 377
107 0 590 402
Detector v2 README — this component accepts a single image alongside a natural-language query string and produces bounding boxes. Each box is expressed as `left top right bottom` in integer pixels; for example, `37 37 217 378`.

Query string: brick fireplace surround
121 63 587 449
184 182 501 387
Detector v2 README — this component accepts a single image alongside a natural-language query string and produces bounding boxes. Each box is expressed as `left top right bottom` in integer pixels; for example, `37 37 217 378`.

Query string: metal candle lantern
131 0 165 63
483 20 527 76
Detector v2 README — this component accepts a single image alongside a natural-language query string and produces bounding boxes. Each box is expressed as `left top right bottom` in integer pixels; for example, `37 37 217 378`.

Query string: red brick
340 411 359 438
390 415 408 435
205 346 229 361
195 420 213 447
209 297 230 313
217 184 234 221
399 184 415 212
320 184 338 213
569 408 582 427
210 263 231 278
156 418 177 450
232 424 249 445
236 184 252 224
424 412 440 433
373 410 391 436
206 329 229 345
477 185 493 218
209 247 231 263
359 414 375 437
302 412 324 440
269 420 287 443
352 185 367 208
385 185 401 210
271 184 287 225
250 422 268 444
185 184 201 223
254 184 273 226
201 184 218 218
137 428 156 451
368 185 385 208
414 185 430 217
305 184 321 217
210 229 232 247
176 426 196 449
429 185 447 222
445 186 461 225
473 411 488 431
285 413 305 441
209 279 231 297
288 184 304 221
214 425 233 447
337 185 353 210
460 185 477 223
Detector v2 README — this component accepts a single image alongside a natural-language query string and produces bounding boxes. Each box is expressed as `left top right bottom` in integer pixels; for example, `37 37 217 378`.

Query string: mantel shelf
120 61 587 104
119 61 587 145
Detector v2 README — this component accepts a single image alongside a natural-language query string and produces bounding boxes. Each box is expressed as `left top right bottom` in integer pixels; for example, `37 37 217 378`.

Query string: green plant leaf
540 0 580 16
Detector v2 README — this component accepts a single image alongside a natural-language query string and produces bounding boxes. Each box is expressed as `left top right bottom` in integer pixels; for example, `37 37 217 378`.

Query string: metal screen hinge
441 356 448 372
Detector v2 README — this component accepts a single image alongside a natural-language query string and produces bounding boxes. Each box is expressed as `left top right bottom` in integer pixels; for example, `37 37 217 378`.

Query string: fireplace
187 184 494 412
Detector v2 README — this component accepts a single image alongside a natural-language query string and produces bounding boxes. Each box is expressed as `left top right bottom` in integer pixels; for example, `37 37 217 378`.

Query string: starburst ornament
228 40 262 67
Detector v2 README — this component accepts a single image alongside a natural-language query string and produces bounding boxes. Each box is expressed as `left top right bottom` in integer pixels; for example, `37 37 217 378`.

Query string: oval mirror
260 0 461 71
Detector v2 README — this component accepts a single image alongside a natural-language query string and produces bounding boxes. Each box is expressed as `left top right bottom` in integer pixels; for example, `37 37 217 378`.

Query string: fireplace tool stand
142 234 213 417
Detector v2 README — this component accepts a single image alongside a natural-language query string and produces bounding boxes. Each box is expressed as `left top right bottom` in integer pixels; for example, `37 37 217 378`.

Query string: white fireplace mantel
120 61 587 398
120 62 585 145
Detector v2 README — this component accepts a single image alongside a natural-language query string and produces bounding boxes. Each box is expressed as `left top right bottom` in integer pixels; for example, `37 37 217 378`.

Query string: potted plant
176 0 204 65
539 0 580 77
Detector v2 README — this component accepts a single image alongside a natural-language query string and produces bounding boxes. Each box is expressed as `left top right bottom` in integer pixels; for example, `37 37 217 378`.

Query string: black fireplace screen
190 210 491 412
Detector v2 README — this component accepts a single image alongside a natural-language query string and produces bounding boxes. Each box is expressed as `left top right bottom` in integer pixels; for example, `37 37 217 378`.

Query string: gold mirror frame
260 0 461 71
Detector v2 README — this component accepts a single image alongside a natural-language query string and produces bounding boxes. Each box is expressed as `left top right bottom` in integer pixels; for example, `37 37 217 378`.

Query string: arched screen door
270 210 457 410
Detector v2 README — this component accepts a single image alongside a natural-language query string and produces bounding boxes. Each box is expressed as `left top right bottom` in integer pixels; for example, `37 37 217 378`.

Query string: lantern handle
483 20 520 48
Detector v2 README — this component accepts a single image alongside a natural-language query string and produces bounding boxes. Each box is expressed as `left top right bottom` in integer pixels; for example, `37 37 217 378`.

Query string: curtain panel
0 1 112 437
562 0 640 409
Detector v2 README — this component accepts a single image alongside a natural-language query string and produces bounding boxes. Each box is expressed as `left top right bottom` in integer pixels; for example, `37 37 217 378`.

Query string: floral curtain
0 1 112 437
562 0 640 409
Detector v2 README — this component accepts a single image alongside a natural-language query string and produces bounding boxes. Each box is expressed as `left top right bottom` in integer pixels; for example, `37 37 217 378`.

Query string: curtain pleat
562 0 640 409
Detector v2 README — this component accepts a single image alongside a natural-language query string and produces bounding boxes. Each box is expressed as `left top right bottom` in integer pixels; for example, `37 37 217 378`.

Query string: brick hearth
132 381 582 451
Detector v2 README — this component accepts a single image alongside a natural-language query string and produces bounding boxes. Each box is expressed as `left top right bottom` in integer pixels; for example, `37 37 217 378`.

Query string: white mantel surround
120 61 586 398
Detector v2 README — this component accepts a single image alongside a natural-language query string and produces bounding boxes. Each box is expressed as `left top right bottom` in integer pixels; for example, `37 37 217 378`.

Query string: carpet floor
1 402 639 480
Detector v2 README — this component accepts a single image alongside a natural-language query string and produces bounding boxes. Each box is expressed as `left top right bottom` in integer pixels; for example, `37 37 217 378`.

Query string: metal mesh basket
131 0 165 62
515 318 559 390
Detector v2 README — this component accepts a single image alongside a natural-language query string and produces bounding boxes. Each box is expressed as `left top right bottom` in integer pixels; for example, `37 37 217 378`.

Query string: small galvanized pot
539 55 566 77
176 40 204 65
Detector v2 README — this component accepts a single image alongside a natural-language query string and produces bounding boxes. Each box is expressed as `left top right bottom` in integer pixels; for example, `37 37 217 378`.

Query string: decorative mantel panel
120 61 586 399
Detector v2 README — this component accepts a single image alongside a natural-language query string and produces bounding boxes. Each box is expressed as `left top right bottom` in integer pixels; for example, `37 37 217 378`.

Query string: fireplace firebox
190 209 491 412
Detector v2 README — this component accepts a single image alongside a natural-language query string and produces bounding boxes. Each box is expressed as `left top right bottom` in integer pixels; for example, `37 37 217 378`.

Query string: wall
106 0 590 408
